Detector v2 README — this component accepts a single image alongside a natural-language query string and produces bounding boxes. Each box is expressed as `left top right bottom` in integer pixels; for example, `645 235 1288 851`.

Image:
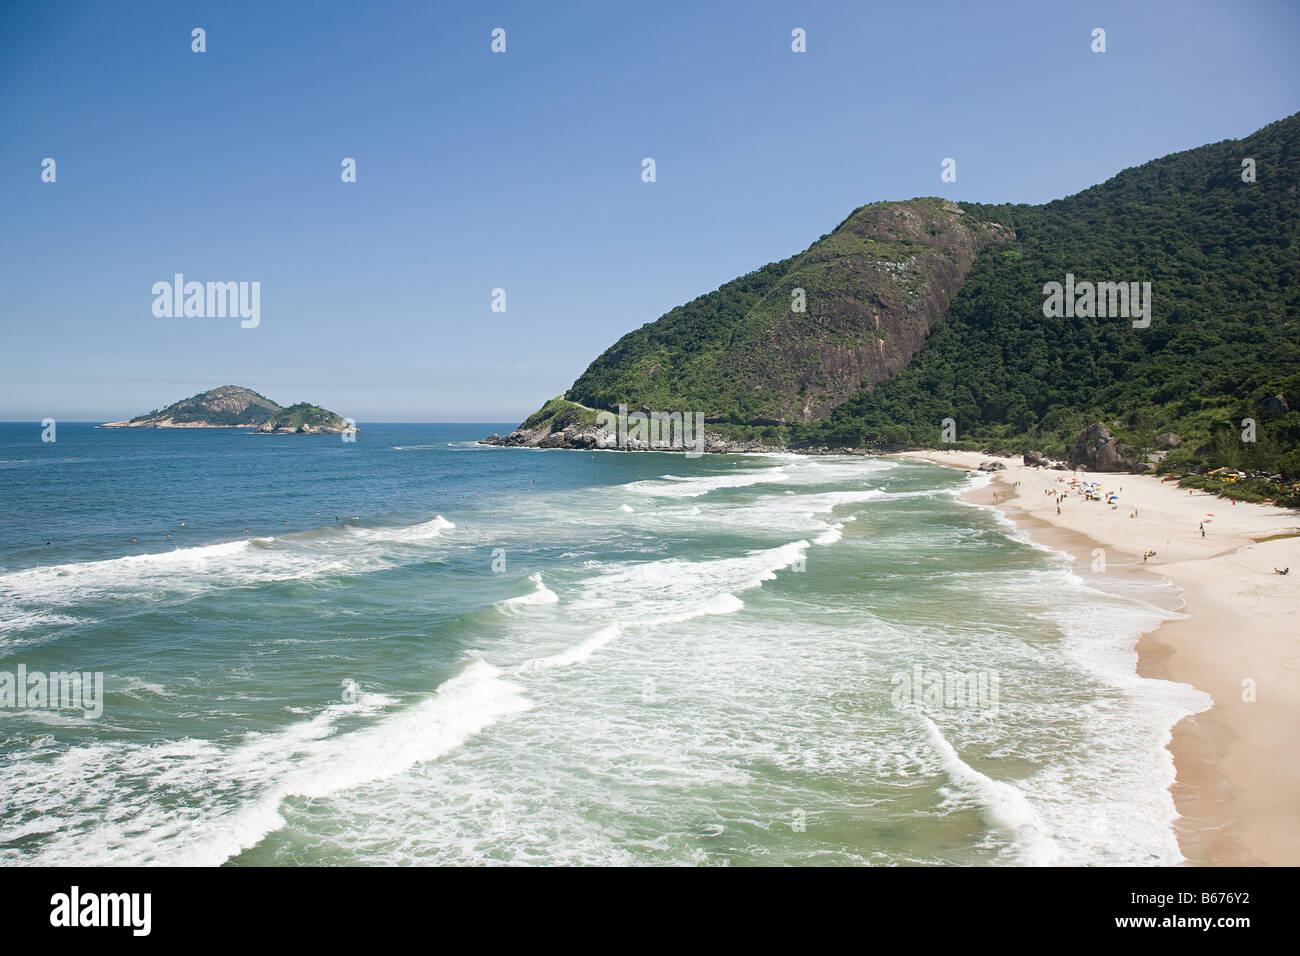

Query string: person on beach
1200 522 1206 537
1275 567 1290 575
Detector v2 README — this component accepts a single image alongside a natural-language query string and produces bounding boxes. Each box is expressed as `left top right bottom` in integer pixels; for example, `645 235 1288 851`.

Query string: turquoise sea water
0 423 1208 865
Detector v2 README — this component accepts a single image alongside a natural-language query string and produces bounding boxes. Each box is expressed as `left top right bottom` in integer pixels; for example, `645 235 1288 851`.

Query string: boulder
1069 422 1141 472
1155 431 1182 449
1265 393 1290 414
978 460 1006 472
1023 450 1046 467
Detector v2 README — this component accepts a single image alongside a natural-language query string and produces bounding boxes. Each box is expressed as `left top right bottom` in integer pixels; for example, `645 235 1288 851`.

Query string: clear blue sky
2 0 1297 422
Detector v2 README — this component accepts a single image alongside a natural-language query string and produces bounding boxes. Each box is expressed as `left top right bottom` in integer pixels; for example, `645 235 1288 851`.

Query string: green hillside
258 403 350 431
127 385 281 426
804 113 1300 475
517 112 1300 480
567 197 1012 423
108 386 352 433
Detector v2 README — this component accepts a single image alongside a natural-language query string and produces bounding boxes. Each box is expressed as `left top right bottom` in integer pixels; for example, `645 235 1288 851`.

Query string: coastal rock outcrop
1069 423 1143 472
486 421 792 455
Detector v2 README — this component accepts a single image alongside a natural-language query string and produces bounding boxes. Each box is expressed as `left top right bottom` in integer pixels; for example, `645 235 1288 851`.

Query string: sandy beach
891 450 1300 865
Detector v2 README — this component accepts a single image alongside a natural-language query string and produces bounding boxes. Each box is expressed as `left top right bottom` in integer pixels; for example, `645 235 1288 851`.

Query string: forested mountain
516 113 1300 477
568 198 1013 422
806 112 1299 474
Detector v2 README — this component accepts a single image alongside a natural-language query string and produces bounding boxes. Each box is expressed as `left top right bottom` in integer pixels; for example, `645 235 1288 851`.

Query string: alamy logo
1 665 103 719
50 886 151 936
596 404 706 457
1042 273 1151 328
891 663 999 714
152 274 261 328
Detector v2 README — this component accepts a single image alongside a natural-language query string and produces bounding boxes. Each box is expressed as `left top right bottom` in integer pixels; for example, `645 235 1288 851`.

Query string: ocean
0 423 1209 865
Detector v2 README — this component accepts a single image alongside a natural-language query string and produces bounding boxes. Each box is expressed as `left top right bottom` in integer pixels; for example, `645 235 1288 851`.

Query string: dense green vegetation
131 386 281 425
519 396 601 431
797 113 1300 478
564 197 1006 422
530 113 1299 482
260 402 348 430
126 386 350 431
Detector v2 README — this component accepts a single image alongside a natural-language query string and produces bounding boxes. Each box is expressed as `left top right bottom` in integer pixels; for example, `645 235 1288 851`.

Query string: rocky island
101 385 355 434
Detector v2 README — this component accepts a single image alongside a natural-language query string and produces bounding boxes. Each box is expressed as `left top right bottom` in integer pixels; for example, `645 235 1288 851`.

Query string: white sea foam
519 623 624 671
0 661 529 866
0 515 456 632
346 515 455 544
814 523 844 546
924 716 1063 865
623 466 789 497
498 572 559 611
511 542 800 673
116 677 176 699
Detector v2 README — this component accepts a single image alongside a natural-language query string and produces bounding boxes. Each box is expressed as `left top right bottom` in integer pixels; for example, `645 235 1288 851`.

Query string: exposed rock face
484 416 883 455
1023 451 1046 466
1069 423 1142 472
101 385 282 428
254 421 354 435
1265 394 1291 414
485 422 793 455
562 198 1015 425
1155 431 1182 449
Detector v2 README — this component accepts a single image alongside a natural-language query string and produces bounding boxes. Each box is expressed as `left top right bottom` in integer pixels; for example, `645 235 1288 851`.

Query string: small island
100 385 356 434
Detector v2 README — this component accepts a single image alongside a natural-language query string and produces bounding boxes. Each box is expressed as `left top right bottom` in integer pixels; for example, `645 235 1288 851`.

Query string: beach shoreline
889 450 1300 866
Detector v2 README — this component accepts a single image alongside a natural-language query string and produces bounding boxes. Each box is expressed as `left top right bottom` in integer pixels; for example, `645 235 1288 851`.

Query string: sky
2 0 1298 422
